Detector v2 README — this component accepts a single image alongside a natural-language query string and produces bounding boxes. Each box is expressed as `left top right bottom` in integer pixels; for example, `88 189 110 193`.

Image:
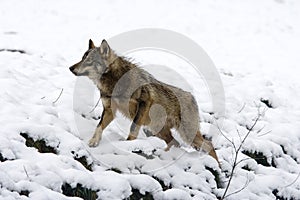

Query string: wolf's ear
100 39 110 56
89 39 95 49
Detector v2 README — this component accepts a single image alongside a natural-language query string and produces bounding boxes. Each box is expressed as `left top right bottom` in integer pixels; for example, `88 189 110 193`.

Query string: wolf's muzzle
69 66 89 76
69 66 77 75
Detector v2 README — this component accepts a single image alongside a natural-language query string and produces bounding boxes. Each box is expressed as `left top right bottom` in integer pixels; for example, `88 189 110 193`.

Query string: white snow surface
1 0 300 199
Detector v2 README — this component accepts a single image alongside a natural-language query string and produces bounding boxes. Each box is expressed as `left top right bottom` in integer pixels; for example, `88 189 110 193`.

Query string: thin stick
236 128 242 143
221 113 262 200
214 117 234 147
237 103 246 113
224 175 250 199
283 172 300 188
23 166 30 179
89 96 101 113
257 130 272 137
52 88 63 104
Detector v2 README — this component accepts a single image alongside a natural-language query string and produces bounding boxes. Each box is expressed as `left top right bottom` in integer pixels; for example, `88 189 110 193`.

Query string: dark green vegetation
19 132 225 199
127 189 154 200
74 155 93 171
272 189 297 200
205 166 222 188
71 150 93 171
242 150 275 167
20 132 57 154
21 133 93 171
260 98 273 108
0 153 6 162
62 183 98 200
19 190 30 197
20 132 97 199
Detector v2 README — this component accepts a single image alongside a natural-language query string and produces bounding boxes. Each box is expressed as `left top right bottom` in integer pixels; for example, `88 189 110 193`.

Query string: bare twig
52 88 64 104
214 118 237 165
236 128 242 143
224 174 250 199
256 124 266 134
235 158 253 167
237 103 246 113
283 171 300 188
0 48 26 54
220 110 263 200
257 130 272 137
23 166 30 179
89 96 101 113
214 117 234 147
237 116 260 153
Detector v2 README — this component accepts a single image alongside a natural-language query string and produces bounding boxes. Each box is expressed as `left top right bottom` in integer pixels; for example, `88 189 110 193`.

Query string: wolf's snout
69 66 77 75
69 66 74 72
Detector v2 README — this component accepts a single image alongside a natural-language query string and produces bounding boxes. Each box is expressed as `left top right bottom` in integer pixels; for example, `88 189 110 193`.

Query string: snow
1 0 300 199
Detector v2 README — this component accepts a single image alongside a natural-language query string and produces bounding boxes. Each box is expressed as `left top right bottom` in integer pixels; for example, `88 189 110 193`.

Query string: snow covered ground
1 0 300 199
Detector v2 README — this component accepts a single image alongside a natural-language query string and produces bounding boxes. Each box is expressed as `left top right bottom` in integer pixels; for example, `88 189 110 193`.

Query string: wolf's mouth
69 70 77 75
69 67 89 76
70 70 89 76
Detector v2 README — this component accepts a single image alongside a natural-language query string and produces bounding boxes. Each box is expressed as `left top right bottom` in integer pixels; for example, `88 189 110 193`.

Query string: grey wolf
69 39 219 163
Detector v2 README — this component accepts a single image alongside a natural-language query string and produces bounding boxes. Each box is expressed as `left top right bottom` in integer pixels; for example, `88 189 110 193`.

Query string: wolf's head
69 39 113 80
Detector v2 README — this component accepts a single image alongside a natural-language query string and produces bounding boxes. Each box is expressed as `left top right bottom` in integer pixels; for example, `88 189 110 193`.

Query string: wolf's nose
69 66 74 72
69 66 77 75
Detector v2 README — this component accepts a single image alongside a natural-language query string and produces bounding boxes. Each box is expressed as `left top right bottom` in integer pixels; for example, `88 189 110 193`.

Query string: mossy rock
20 132 57 154
62 183 98 200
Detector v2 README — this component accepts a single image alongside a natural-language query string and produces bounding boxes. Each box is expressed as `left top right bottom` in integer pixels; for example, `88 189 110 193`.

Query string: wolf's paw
88 137 100 147
126 134 137 141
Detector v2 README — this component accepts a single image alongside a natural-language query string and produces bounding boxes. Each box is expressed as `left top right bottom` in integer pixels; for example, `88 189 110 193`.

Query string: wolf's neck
93 55 136 95
111 56 135 71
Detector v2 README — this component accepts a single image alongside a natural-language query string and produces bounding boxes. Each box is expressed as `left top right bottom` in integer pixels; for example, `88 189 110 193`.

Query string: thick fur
69 39 219 163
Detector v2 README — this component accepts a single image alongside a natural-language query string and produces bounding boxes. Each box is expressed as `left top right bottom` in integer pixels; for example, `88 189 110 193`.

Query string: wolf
69 39 219 163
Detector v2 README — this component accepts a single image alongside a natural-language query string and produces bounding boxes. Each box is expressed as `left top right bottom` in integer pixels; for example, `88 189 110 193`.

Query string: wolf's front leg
89 108 113 147
127 123 139 140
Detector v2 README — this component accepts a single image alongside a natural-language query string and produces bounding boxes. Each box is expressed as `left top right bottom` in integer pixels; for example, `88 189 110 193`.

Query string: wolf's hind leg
191 131 219 165
89 108 113 147
156 126 179 151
